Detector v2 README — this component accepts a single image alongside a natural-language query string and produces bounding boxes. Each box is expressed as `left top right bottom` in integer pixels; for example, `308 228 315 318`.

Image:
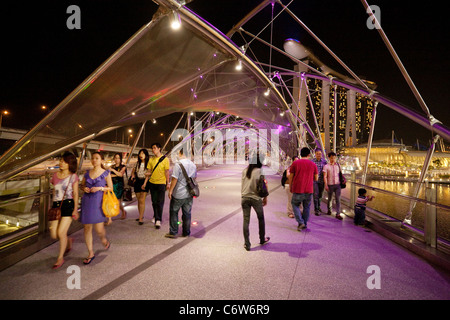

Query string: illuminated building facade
305 78 374 151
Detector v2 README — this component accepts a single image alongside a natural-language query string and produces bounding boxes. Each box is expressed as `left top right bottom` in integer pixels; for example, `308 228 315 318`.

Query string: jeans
291 193 312 226
327 184 341 214
313 181 325 212
241 197 266 247
354 206 366 225
149 183 166 222
169 196 193 236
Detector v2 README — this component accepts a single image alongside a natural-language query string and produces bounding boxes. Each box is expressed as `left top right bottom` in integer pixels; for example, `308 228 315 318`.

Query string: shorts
52 199 75 217
134 177 150 193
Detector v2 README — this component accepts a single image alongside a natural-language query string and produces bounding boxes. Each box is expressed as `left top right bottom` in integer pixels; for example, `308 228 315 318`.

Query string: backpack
281 169 288 188
257 175 269 198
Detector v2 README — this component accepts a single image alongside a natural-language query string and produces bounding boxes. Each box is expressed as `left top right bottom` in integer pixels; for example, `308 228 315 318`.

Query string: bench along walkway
0 164 449 300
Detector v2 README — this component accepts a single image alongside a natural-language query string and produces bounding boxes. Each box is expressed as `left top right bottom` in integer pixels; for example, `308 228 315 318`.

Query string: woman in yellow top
142 143 170 229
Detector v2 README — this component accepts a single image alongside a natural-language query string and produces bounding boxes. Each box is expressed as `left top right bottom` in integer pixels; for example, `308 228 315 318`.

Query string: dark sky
1 0 448 147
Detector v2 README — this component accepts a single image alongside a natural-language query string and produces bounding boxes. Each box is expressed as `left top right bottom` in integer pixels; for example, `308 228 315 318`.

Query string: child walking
354 188 375 226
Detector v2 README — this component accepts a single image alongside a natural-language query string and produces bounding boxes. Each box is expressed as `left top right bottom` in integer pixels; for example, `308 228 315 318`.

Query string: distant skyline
1 0 448 148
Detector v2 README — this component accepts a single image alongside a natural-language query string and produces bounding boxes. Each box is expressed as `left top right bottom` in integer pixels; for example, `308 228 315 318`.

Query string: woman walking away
130 149 150 225
109 152 127 221
49 152 79 269
241 153 270 251
79 152 112 265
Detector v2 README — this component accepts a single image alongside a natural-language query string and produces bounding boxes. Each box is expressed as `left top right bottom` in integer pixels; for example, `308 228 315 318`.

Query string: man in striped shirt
312 148 327 216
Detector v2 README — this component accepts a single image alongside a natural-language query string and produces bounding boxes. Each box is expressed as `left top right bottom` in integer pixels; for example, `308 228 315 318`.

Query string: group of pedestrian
283 147 374 231
49 143 197 269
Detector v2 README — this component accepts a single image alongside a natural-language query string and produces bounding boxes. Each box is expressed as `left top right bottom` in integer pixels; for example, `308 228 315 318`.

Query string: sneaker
155 220 161 229
335 214 343 220
327 210 332 215
165 233 177 238
259 237 270 245
314 210 320 216
151 218 155 224
297 223 306 231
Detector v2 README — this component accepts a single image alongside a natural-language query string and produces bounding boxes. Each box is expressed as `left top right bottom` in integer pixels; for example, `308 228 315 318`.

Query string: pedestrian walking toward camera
109 153 127 221
165 149 197 238
49 152 79 269
79 152 112 265
131 149 150 225
288 147 318 231
312 148 327 215
354 188 375 226
241 154 270 251
144 143 170 229
323 152 343 220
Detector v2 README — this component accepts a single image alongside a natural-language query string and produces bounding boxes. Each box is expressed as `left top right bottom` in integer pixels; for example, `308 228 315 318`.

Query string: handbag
122 166 133 201
123 186 133 201
102 190 120 217
48 174 73 221
338 163 346 189
178 162 199 198
256 175 269 197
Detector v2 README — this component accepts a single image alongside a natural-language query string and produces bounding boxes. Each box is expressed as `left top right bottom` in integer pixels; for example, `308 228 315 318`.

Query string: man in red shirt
288 147 318 231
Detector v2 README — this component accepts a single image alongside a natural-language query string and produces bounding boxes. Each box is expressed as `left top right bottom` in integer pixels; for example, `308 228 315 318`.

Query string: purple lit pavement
0 164 449 300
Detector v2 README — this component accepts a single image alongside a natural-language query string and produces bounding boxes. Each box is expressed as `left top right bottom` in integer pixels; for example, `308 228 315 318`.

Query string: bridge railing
340 171 450 251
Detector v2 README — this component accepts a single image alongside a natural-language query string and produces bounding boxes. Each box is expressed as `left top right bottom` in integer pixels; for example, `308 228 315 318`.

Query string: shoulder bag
337 163 346 189
257 175 269 197
48 174 73 221
178 162 199 198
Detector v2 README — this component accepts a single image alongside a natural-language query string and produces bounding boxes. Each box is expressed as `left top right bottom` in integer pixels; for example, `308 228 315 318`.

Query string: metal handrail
349 179 450 211
0 190 51 207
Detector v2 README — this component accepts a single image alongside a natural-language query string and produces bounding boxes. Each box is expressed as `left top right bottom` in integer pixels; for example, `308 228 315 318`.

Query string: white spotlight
235 60 242 71
170 11 181 30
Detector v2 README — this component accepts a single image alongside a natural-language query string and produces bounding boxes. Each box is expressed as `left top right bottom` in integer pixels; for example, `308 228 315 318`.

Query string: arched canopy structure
0 0 291 180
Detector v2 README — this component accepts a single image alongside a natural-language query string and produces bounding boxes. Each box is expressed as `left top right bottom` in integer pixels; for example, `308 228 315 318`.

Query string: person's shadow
251 241 322 258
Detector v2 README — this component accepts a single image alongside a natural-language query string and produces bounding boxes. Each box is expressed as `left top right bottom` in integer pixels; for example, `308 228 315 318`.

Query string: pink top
289 159 318 194
51 173 79 202
323 163 340 185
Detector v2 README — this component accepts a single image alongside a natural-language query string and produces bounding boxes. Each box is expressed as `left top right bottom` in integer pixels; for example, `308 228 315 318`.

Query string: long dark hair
137 149 150 167
246 153 263 179
113 152 123 167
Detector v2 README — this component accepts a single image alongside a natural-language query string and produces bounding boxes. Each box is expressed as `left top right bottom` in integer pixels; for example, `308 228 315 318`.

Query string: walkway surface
0 164 449 300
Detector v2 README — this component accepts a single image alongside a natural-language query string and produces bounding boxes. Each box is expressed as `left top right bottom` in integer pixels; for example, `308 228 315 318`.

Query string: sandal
260 237 270 245
83 255 95 265
288 214 295 218
52 259 65 269
104 240 111 250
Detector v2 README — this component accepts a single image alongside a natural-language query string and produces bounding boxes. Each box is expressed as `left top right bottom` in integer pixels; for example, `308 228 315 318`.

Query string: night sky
1 0 448 148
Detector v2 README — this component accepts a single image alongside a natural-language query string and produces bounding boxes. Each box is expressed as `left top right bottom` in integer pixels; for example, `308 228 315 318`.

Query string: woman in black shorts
130 149 150 225
49 152 79 269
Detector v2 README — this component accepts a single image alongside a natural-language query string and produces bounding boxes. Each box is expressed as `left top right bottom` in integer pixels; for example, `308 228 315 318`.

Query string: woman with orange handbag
79 152 113 265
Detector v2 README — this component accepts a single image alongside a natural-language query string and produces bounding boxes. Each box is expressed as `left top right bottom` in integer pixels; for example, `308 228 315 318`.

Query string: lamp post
127 129 133 145
0 110 9 128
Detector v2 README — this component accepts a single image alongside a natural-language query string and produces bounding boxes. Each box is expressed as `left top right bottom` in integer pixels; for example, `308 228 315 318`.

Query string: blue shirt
172 158 197 199
312 158 327 182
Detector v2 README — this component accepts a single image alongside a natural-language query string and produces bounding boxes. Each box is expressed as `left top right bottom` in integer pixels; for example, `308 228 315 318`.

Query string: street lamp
0 110 10 128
